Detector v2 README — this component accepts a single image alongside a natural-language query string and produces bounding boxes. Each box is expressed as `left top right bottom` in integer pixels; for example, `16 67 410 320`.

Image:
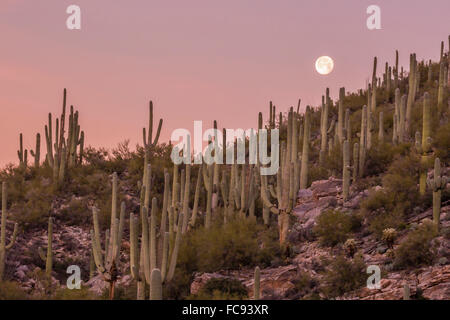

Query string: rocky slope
190 176 450 300
3 172 449 299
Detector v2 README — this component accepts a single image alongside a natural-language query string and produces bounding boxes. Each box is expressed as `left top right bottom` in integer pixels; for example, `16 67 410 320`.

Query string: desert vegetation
0 38 449 300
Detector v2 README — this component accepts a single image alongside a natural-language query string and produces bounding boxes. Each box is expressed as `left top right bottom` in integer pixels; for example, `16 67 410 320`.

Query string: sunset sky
1 0 449 166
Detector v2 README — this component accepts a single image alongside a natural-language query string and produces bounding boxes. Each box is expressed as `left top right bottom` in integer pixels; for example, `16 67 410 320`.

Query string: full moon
315 56 334 75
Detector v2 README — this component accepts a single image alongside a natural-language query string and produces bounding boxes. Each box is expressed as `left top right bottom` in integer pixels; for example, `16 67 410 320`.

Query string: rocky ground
3 173 450 299
190 177 450 300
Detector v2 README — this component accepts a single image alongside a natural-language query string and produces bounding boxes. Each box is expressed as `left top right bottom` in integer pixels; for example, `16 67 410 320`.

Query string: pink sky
1 0 449 166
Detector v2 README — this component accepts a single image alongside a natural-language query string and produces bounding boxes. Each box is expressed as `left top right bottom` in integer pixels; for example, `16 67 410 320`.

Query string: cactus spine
427 158 447 231
254 266 260 300
0 182 18 280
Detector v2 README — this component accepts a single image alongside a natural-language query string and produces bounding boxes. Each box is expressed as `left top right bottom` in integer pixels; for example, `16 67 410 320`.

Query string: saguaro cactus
371 57 377 113
427 158 447 231
300 107 311 189
91 173 125 300
438 61 446 113
45 89 85 188
338 87 345 144
378 111 384 143
260 140 295 248
254 266 260 300
38 217 53 277
142 101 163 185
419 93 432 195
394 50 399 89
406 54 417 135
150 268 162 300
342 140 350 201
30 133 41 168
359 105 367 177
352 143 359 183
0 182 18 280
17 133 28 168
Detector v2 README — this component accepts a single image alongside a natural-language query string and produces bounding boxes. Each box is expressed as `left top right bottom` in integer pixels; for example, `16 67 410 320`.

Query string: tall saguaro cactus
419 93 433 195
91 173 125 300
254 266 260 300
342 140 350 201
359 105 368 177
437 61 446 113
406 54 417 136
337 87 345 144
17 133 28 168
427 158 447 231
45 89 85 188
142 101 163 186
300 106 311 189
30 133 41 168
0 182 18 280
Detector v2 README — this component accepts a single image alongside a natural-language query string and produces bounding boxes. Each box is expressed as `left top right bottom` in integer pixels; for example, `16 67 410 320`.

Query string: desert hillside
0 40 449 300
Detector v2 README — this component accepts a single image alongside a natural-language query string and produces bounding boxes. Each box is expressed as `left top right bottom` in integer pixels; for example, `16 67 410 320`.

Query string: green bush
12 182 53 230
394 219 438 269
434 122 450 163
52 286 98 300
165 218 280 300
320 254 366 298
361 153 421 238
313 210 357 247
188 278 248 300
0 281 28 300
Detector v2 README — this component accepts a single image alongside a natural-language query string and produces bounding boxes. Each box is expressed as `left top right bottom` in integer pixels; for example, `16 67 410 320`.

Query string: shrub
52 286 98 300
320 254 366 298
434 122 450 163
394 219 438 269
165 218 280 300
381 228 397 249
313 210 355 247
188 278 248 300
290 272 319 300
0 281 28 300
12 182 53 230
